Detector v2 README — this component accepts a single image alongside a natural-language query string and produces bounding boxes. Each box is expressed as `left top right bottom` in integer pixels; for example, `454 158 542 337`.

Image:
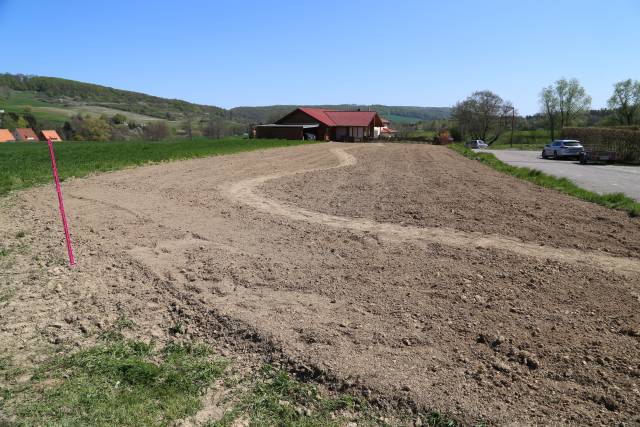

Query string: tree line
451 78 640 144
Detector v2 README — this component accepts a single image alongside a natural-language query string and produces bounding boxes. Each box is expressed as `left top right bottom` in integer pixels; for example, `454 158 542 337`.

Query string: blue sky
1 0 638 114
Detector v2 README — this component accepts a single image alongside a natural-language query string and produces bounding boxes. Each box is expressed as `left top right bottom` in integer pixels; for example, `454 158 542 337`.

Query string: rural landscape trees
539 78 592 140
608 79 640 125
452 90 514 144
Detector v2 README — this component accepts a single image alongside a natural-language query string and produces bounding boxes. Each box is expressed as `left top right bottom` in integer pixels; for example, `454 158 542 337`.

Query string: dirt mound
1 143 639 425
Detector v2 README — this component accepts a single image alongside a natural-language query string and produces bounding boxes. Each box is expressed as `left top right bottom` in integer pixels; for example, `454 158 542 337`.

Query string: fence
561 127 640 163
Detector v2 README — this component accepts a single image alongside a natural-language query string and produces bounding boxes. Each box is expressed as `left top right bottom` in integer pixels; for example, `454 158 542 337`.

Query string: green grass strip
2 337 227 426
0 137 316 197
449 144 640 217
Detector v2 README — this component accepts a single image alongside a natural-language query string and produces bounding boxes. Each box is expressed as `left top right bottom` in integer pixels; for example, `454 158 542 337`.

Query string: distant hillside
0 74 227 122
231 104 451 125
0 73 451 131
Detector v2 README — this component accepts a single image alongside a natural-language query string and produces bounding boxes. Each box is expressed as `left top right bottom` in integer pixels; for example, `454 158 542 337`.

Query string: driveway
485 149 640 201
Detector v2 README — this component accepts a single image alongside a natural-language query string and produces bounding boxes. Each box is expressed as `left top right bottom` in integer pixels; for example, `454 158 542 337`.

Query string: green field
0 137 314 197
489 130 551 150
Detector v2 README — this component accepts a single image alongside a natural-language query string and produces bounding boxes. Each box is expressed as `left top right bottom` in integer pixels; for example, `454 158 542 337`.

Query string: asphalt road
485 149 640 201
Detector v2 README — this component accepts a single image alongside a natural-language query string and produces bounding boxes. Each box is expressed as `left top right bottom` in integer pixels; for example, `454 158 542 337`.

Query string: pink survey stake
46 138 76 267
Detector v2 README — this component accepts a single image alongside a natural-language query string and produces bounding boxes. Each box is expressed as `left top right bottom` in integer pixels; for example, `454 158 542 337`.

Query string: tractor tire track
224 147 640 276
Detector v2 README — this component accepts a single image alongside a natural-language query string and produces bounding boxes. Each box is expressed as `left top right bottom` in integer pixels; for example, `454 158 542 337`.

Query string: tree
111 113 128 125
21 107 37 129
74 116 112 141
451 90 514 144
203 116 225 139
16 116 28 128
540 86 558 140
607 79 640 125
539 78 591 139
1 113 17 129
143 121 170 141
182 113 194 140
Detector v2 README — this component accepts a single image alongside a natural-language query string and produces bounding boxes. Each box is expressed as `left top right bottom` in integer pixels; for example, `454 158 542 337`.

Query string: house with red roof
40 130 63 142
0 129 16 142
255 107 383 142
13 128 39 142
374 118 398 139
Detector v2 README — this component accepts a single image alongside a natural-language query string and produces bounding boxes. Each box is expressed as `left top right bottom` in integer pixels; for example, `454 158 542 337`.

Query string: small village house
256 108 384 142
13 128 39 142
40 130 63 142
0 129 16 142
374 118 398 139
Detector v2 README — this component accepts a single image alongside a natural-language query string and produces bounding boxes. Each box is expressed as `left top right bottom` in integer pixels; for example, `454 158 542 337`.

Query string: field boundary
449 144 640 217
0 138 318 198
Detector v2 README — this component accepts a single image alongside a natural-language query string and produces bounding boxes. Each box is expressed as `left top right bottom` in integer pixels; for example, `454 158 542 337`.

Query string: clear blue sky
1 0 638 114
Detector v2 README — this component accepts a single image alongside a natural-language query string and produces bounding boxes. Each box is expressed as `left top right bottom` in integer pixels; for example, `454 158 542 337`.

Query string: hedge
561 127 640 163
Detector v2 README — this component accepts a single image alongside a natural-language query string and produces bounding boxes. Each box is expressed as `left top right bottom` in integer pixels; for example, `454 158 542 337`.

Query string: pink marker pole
46 138 76 267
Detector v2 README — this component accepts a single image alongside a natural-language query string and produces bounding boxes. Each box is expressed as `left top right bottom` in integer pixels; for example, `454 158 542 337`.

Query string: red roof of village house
0 129 15 142
14 128 39 141
298 108 336 126
40 130 63 141
296 108 382 127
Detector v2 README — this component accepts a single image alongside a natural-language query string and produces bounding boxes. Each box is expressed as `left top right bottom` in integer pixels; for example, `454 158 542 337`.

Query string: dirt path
1 142 639 425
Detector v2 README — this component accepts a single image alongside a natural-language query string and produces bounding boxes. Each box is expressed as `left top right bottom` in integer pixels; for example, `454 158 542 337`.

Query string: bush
143 121 170 141
561 127 640 163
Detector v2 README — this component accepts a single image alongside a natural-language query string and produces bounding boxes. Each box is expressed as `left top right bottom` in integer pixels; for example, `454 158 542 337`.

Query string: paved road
485 149 640 201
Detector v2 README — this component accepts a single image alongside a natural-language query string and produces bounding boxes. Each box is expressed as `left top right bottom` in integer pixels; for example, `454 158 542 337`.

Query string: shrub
143 121 170 141
561 127 640 163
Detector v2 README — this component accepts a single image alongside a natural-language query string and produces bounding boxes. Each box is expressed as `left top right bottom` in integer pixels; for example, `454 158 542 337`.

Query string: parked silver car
542 140 584 159
466 139 488 149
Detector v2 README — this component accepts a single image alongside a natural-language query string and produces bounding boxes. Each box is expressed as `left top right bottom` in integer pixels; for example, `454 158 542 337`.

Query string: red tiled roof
40 130 63 141
0 129 15 142
298 108 336 126
14 128 39 141
325 111 380 126
296 108 382 127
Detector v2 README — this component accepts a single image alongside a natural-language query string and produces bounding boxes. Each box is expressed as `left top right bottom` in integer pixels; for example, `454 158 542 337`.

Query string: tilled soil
1 142 639 425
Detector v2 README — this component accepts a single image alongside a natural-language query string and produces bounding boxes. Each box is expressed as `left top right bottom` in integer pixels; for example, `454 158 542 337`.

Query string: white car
542 140 584 159
466 139 488 149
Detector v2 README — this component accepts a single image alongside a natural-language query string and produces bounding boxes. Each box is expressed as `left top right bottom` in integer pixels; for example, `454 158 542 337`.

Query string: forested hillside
0 74 227 121
231 104 451 124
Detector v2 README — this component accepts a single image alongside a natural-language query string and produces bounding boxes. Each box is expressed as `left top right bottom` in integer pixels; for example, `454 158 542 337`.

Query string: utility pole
510 107 515 148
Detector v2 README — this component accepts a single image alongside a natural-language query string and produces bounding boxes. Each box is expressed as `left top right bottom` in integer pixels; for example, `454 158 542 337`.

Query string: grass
1 338 460 427
210 365 458 427
450 144 640 217
0 137 316 197
489 129 551 151
1 336 227 426
0 90 168 125
1 91 70 125
212 365 372 427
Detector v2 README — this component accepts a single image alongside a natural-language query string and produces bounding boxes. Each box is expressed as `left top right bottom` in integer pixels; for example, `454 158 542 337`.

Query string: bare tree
452 90 514 145
203 116 226 139
608 79 640 125
182 113 194 140
143 121 170 141
540 86 558 140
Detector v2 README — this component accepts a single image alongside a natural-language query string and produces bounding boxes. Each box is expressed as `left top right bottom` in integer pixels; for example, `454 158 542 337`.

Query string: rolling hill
0 74 451 130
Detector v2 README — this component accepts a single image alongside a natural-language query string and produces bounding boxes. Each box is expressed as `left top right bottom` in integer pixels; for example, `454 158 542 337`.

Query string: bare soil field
1 142 639 425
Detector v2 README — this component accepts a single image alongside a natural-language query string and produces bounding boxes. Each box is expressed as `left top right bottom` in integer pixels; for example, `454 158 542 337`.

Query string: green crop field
0 137 315 197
